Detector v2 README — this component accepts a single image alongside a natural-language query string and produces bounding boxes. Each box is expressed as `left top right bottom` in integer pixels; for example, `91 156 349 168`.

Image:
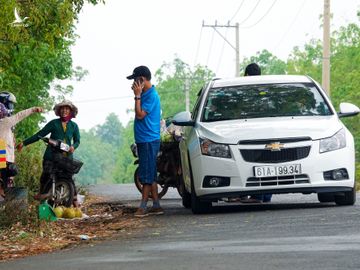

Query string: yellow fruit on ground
75 208 83 218
63 207 76 219
53 206 64 218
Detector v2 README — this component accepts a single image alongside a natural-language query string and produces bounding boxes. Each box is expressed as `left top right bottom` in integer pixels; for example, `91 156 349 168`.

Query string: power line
240 0 278 29
238 0 262 26
273 0 306 52
230 0 246 22
74 88 185 104
202 22 240 76
216 27 229 74
193 26 203 66
206 28 215 66
74 95 133 103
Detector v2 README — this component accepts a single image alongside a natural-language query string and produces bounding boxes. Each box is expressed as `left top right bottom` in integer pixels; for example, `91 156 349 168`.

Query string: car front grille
246 174 310 187
240 146 311 163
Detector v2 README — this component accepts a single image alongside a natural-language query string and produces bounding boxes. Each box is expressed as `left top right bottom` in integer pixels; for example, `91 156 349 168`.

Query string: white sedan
173 75 359 214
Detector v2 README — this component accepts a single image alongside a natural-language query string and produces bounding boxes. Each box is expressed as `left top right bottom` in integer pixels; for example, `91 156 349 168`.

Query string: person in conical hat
53 100 78 119
17 100 80 206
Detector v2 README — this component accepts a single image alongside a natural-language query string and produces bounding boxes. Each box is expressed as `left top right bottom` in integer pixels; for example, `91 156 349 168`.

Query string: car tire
188 154 211 214
181 181 191 209
335 183 356 206
317 192 335 203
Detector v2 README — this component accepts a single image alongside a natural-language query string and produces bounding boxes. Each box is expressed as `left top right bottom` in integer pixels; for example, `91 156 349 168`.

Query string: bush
15 143 44 194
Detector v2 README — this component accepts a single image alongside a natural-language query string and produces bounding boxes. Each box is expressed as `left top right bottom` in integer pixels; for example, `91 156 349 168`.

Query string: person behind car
242 63 273 203
17 100 80 206
0 91 43 197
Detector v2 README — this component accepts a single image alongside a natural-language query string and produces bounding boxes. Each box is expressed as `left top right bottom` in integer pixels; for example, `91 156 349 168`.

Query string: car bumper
190 140 355 199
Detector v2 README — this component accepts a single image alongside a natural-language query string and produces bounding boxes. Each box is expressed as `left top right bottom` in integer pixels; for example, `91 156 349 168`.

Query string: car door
179 87 205 192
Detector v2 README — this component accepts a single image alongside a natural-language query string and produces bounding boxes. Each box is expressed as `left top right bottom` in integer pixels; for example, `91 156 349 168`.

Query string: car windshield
201 83 332 122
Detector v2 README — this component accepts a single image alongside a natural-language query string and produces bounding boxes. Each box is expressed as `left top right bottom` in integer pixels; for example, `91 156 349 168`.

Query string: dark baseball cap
126 65 151 80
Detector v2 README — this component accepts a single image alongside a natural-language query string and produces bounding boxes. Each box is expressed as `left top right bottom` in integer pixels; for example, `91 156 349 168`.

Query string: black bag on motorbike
53 153 83 174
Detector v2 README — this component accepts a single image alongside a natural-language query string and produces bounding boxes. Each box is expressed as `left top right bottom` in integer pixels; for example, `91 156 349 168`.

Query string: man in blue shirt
127 66 163 217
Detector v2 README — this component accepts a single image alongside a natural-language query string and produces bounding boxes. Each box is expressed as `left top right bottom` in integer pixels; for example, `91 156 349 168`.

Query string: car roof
211 75 313 88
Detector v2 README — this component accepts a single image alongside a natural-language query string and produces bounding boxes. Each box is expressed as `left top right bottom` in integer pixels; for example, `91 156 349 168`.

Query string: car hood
196 116 343 144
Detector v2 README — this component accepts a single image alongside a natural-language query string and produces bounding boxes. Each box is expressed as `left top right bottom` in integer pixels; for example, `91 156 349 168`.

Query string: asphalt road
1 184 360 270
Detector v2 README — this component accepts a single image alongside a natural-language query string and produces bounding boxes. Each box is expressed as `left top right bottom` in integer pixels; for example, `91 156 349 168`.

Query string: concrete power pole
202 21 240 77
322 0 331 95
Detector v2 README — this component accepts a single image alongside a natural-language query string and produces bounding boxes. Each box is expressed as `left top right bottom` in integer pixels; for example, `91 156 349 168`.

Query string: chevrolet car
172 75 359 214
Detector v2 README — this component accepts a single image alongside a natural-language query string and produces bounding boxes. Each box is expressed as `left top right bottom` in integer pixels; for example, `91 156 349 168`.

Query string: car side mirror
338 102 360 118
172 111 195 126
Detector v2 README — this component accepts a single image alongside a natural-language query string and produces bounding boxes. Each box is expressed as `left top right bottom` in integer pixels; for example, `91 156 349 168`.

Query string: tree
286 39 323 81
155 57 215 118
240 49 287 75
0 0 104 139
75 129 116 185
95 113 124 148
0 0 104 192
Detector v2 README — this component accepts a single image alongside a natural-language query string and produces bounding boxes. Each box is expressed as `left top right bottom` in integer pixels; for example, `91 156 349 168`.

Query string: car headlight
200 138 231 158
319 129 346 153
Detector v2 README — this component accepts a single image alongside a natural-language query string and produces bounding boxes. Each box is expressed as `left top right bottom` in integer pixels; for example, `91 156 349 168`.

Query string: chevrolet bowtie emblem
265 142 284 151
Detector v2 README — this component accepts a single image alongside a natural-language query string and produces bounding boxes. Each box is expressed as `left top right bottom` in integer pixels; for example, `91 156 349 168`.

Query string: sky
55 0 360 130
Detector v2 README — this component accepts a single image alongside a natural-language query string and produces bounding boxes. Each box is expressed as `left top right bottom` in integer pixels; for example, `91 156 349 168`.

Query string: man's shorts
137 140 160 185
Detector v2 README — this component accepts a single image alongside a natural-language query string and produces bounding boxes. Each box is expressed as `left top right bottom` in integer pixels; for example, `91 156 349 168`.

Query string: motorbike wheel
44 179 75 207
134 167 168 199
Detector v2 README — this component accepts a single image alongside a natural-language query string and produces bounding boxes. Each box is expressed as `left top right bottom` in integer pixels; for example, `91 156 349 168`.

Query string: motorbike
40 137 83 207
131 139 184 199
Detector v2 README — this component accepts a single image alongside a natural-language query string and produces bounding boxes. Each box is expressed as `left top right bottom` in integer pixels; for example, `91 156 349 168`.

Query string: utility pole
202 21 240 77
322 0 331 95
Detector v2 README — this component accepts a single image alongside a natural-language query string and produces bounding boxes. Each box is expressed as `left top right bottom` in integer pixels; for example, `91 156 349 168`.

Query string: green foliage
155 57 215 118
240 49 287 75
0 0 104 192
75 129 116 185
286 39 323 81
95 113 124 148
15 143 44 193
330 23 360 162
112 121 136 184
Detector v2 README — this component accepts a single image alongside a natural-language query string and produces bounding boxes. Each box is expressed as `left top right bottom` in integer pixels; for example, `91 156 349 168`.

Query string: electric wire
206 28 216 67
240 0 277 29
273 0 307 52
193 26 203 66
230 0 246 23
238 0 262 26
75 95 133 103
216 27 229 75
74 89 188 104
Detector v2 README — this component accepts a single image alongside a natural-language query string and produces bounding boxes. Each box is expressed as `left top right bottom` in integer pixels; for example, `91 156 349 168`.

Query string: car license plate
254 164 302 177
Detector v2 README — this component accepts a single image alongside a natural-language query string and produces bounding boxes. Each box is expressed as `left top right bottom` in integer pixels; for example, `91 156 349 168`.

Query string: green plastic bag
38 201 57 221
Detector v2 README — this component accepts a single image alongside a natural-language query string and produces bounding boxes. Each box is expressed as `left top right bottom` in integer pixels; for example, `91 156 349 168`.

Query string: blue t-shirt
134 85 161 143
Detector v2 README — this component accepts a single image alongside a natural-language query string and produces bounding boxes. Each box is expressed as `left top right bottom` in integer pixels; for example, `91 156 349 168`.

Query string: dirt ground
0 196 147 261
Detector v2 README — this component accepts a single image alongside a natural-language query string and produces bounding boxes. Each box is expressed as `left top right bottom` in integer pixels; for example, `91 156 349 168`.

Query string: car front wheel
335 184 356 206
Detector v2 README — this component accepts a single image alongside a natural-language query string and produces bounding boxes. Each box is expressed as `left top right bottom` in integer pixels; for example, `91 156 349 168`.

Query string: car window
201 83 332 122
191 87 205 120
